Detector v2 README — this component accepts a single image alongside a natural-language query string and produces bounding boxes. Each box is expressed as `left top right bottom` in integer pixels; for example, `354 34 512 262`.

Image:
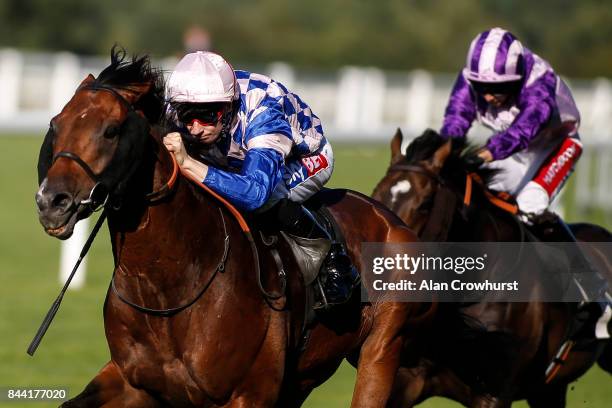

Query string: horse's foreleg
61 361 160 408
350 303 410 408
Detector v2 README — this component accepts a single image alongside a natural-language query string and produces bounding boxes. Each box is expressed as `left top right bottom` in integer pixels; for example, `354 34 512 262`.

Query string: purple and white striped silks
440 28 581 161
464 27 524 83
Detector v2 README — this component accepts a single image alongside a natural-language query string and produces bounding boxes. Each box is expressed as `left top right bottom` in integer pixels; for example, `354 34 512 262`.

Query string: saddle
250 193 356 347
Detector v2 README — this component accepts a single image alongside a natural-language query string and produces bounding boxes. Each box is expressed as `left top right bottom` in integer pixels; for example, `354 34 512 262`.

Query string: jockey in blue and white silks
166 53 331 212
163 51 358 307
441 27 582 217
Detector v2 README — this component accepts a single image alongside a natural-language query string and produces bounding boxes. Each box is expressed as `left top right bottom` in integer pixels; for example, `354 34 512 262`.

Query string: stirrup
314 247 360 310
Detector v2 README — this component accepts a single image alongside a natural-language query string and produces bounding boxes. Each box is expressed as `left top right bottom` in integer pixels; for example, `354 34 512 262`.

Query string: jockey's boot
531 212 611 314
273 199 360 308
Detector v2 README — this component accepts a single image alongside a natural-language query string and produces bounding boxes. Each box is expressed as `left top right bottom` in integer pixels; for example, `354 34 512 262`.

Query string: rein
179 170 286 301
111 208 230 317
388 162 520 241
389 163 519 215
30 83 286 355
28 86 180 355
28 210 108 356
389 162 527 286
51 84 180 211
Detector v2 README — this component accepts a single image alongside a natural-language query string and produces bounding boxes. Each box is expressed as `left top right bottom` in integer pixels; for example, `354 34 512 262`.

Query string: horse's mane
94 46 166 124
404 129 498 186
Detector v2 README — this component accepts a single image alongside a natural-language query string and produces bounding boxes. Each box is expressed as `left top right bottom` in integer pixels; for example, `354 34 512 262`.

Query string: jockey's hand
163 132 188 166
477 148 494 163
163 132 209 181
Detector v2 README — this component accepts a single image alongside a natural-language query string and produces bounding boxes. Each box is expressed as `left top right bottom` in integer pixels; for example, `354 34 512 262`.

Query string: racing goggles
175 103 227 126
470 80 521 97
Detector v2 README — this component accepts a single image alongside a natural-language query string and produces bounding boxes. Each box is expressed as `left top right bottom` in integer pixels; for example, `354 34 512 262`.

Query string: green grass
0 135 610 407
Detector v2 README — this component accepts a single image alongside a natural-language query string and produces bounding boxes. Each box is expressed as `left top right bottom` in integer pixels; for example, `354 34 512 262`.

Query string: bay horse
34 49 429 407
373 129 612 407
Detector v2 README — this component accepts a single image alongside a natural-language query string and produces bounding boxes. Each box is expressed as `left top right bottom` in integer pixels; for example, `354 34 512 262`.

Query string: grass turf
0 135 610 407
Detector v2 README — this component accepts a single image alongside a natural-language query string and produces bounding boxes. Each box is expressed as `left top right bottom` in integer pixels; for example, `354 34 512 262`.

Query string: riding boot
530 213 610 305
272 199 360 308
528 212 612 339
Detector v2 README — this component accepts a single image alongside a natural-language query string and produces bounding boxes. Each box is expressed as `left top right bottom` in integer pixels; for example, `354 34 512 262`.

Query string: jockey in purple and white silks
441 28 612 313
441 27 582 217
163 51 358 307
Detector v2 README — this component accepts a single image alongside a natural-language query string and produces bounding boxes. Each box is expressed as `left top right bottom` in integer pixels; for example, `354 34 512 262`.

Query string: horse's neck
450 187 518 242
107 136 225 283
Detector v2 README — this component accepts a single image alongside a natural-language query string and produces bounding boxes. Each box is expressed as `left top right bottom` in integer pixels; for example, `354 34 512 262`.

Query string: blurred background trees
0 0 610 77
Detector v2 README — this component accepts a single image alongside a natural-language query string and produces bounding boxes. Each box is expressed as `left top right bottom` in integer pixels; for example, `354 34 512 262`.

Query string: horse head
35 47 165 239
373 128 494 240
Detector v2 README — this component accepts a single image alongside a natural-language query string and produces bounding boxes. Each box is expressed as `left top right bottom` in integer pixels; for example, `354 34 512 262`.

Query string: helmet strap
218 99 240 141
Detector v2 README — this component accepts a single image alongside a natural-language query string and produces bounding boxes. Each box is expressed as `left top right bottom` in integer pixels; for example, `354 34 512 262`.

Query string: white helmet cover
463 27 525 83
167 51 239 103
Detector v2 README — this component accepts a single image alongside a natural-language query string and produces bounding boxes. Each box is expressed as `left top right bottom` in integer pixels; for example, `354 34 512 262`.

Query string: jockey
441 28 609 307
441 27 582 219
163 51 359 307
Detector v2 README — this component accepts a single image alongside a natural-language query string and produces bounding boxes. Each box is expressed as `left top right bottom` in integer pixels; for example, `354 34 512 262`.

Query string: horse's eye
104 124 120 139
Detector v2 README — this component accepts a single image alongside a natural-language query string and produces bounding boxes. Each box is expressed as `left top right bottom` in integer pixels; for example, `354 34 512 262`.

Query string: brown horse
34 48 432 407
373 129 612 407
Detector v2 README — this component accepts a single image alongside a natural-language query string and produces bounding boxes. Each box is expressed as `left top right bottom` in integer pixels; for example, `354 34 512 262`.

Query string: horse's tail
430 304 519 398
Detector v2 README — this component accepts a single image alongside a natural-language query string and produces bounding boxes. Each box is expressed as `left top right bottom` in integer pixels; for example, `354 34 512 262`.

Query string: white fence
2 49 611 287
5 49 612 206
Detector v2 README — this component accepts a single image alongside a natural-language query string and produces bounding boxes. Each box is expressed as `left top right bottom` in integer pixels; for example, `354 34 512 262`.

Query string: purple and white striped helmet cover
463 27 524 83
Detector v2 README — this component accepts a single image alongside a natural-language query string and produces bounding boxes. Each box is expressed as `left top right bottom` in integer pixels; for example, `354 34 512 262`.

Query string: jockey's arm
202 104 293 211
203 147 284 211
163 131 285 211
440 73 477 138
485 71 557 161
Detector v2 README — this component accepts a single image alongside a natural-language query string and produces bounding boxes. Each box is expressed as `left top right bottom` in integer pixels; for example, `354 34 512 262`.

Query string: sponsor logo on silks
543 142 581 186
286 167 307 189
301 153 329 177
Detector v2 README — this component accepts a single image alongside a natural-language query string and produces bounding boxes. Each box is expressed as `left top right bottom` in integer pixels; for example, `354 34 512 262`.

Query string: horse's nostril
52 193 73 211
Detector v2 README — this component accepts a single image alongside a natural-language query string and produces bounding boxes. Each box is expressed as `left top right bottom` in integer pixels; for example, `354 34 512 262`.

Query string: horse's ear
116 82 153 105
390 128 404 163
78 74 96 88
429 139 452 173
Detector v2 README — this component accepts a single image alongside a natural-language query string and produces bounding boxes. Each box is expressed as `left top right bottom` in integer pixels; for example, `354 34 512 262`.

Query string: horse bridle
28 85 179 354
389 162 526 253
388 163 445 185
50 85 177 212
